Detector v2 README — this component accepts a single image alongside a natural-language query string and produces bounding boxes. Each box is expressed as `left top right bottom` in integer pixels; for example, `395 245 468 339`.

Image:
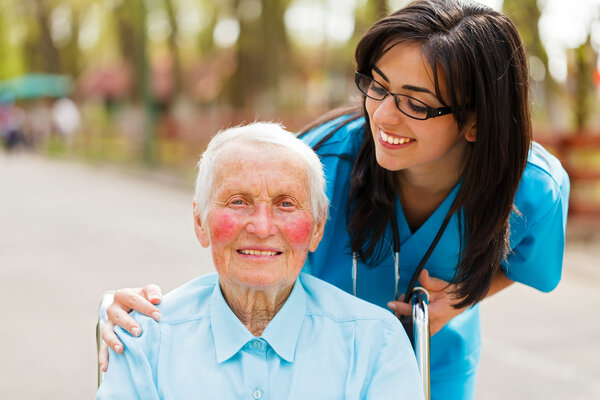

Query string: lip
377 128 415 149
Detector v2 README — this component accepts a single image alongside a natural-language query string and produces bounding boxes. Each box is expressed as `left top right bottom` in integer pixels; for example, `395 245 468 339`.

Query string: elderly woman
96 122 423 399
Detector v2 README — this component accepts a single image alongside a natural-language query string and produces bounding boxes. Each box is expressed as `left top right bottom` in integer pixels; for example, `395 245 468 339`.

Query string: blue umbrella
0 73 73 100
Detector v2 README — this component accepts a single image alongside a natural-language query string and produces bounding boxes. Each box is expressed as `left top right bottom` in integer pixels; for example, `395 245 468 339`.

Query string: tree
23 0 61 73
569 35 597 132
223 0 292 110
503 0 556 123
164 0 183 97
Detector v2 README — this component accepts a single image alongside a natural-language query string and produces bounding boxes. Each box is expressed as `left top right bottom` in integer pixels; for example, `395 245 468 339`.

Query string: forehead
212 143 309 193
376 42 443 90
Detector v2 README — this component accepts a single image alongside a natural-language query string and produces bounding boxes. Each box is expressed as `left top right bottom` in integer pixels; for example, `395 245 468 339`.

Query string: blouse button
252 389 263 399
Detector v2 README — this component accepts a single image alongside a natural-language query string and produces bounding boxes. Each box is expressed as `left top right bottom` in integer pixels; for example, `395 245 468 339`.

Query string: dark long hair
345 0 531 308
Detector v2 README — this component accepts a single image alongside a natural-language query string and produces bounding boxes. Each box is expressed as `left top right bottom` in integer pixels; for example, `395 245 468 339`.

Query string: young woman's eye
369 83 387 98
407 99 427 113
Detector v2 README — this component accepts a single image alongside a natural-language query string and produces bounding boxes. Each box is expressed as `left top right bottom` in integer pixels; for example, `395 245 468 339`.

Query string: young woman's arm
387 269 513 336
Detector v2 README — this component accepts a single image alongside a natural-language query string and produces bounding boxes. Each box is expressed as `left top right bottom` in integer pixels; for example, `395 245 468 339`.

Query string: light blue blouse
96 273 424 400
300 115 570 399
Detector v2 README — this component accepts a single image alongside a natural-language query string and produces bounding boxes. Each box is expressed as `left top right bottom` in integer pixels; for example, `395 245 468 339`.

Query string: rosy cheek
209 212 240 243
282 215 314 247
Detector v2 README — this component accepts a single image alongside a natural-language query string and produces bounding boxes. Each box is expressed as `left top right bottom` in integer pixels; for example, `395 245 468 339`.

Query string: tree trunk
33 0 61 73
113 0 145 101
224 0 291 110
164 0 183 98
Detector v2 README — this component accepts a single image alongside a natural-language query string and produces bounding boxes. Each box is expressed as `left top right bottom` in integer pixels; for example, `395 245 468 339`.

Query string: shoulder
155 273 218 324
515 142 570 223
116 274 218 347
298 114 366 159
299 273 399 330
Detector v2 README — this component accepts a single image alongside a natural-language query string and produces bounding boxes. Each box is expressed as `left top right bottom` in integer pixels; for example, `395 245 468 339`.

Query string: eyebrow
372 65 434 95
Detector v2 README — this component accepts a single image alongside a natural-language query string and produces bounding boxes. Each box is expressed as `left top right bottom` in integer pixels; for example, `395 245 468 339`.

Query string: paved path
0 153 598 399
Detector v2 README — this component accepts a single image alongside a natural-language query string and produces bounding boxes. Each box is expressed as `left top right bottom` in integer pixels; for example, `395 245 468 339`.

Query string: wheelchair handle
411 286 430 400
96 292 114 387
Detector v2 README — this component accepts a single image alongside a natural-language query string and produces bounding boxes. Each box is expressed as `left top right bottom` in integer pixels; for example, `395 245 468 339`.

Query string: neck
396 144 467 231
220 281 293 336
397 166 460 197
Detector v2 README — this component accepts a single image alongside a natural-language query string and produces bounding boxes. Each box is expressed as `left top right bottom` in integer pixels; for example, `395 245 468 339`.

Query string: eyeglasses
354 72 452 120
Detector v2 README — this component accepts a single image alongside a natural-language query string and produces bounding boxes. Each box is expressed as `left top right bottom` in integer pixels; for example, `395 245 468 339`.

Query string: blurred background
0 0 599 398
1 0 599 185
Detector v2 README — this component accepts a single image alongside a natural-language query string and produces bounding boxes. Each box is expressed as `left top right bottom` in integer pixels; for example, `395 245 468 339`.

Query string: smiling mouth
379 130 415 146
237 249 282 256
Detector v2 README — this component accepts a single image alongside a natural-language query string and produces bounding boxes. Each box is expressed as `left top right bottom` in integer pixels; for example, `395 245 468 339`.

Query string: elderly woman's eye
228 198 246 206
279 199 297 208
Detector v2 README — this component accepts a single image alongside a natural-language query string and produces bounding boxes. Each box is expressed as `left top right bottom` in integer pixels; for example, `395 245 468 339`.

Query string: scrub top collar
209 277 307 364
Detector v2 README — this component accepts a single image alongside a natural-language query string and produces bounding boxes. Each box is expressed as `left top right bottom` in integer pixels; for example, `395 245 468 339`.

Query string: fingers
113 288 162 321
140 284 163 305
98 340 109 372
387 300 412 318
106 302 144 337
418 269 449 292
101 321 124 355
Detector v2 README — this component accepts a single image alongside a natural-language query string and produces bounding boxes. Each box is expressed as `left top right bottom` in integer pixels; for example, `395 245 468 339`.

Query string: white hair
194 122 329 223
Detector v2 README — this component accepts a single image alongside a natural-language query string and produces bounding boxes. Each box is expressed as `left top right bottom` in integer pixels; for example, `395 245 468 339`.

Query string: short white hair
194 122 329 223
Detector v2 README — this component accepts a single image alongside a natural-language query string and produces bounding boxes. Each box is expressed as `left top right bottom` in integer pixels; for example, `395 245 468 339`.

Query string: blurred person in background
100 1 570 398
96 122 424 399
52 97 81 145
0 92 25 151
24 98 53 148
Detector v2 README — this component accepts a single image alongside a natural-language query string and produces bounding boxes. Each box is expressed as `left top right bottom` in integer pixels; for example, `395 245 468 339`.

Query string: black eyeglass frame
354 71 452 120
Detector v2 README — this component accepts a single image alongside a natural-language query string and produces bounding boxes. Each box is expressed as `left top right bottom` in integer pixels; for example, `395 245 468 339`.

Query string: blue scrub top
299 115 570 399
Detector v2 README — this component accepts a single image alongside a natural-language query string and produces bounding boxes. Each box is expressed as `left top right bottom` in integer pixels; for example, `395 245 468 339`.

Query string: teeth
380 130 412 146
239 249 278 256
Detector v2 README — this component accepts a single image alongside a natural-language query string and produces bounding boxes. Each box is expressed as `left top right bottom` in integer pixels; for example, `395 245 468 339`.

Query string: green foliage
0 5 26 79
0 0 598 169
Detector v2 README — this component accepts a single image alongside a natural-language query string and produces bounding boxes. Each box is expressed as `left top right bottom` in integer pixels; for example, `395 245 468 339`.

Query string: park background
0 0 599 398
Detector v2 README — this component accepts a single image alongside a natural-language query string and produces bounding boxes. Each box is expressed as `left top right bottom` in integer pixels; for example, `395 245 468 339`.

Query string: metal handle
411 286 430 400
96 292 115 387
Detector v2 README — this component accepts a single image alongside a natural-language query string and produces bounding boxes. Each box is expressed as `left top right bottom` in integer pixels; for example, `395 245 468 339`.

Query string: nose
246 203 278 238
370 95 403 126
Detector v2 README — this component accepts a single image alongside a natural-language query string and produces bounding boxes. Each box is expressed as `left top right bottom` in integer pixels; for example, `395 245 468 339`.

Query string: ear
464 114 477 142
193 202 210 248
308 215 326 252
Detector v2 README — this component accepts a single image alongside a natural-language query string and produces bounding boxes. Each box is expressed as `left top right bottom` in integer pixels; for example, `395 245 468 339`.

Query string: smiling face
365 42 476 177
194 144 325 293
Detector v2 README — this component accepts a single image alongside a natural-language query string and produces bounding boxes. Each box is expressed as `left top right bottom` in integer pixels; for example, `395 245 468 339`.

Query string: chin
236 272 288 290
374 150 406 172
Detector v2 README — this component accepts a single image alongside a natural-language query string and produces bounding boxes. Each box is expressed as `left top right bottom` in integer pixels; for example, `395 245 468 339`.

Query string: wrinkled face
365 42 475 175
195 144 325 292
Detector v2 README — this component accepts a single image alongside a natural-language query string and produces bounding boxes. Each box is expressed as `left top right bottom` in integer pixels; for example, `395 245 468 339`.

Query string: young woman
100 1 570 398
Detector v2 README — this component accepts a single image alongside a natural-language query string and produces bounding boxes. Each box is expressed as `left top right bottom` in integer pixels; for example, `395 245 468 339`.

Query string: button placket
244 338 268 400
